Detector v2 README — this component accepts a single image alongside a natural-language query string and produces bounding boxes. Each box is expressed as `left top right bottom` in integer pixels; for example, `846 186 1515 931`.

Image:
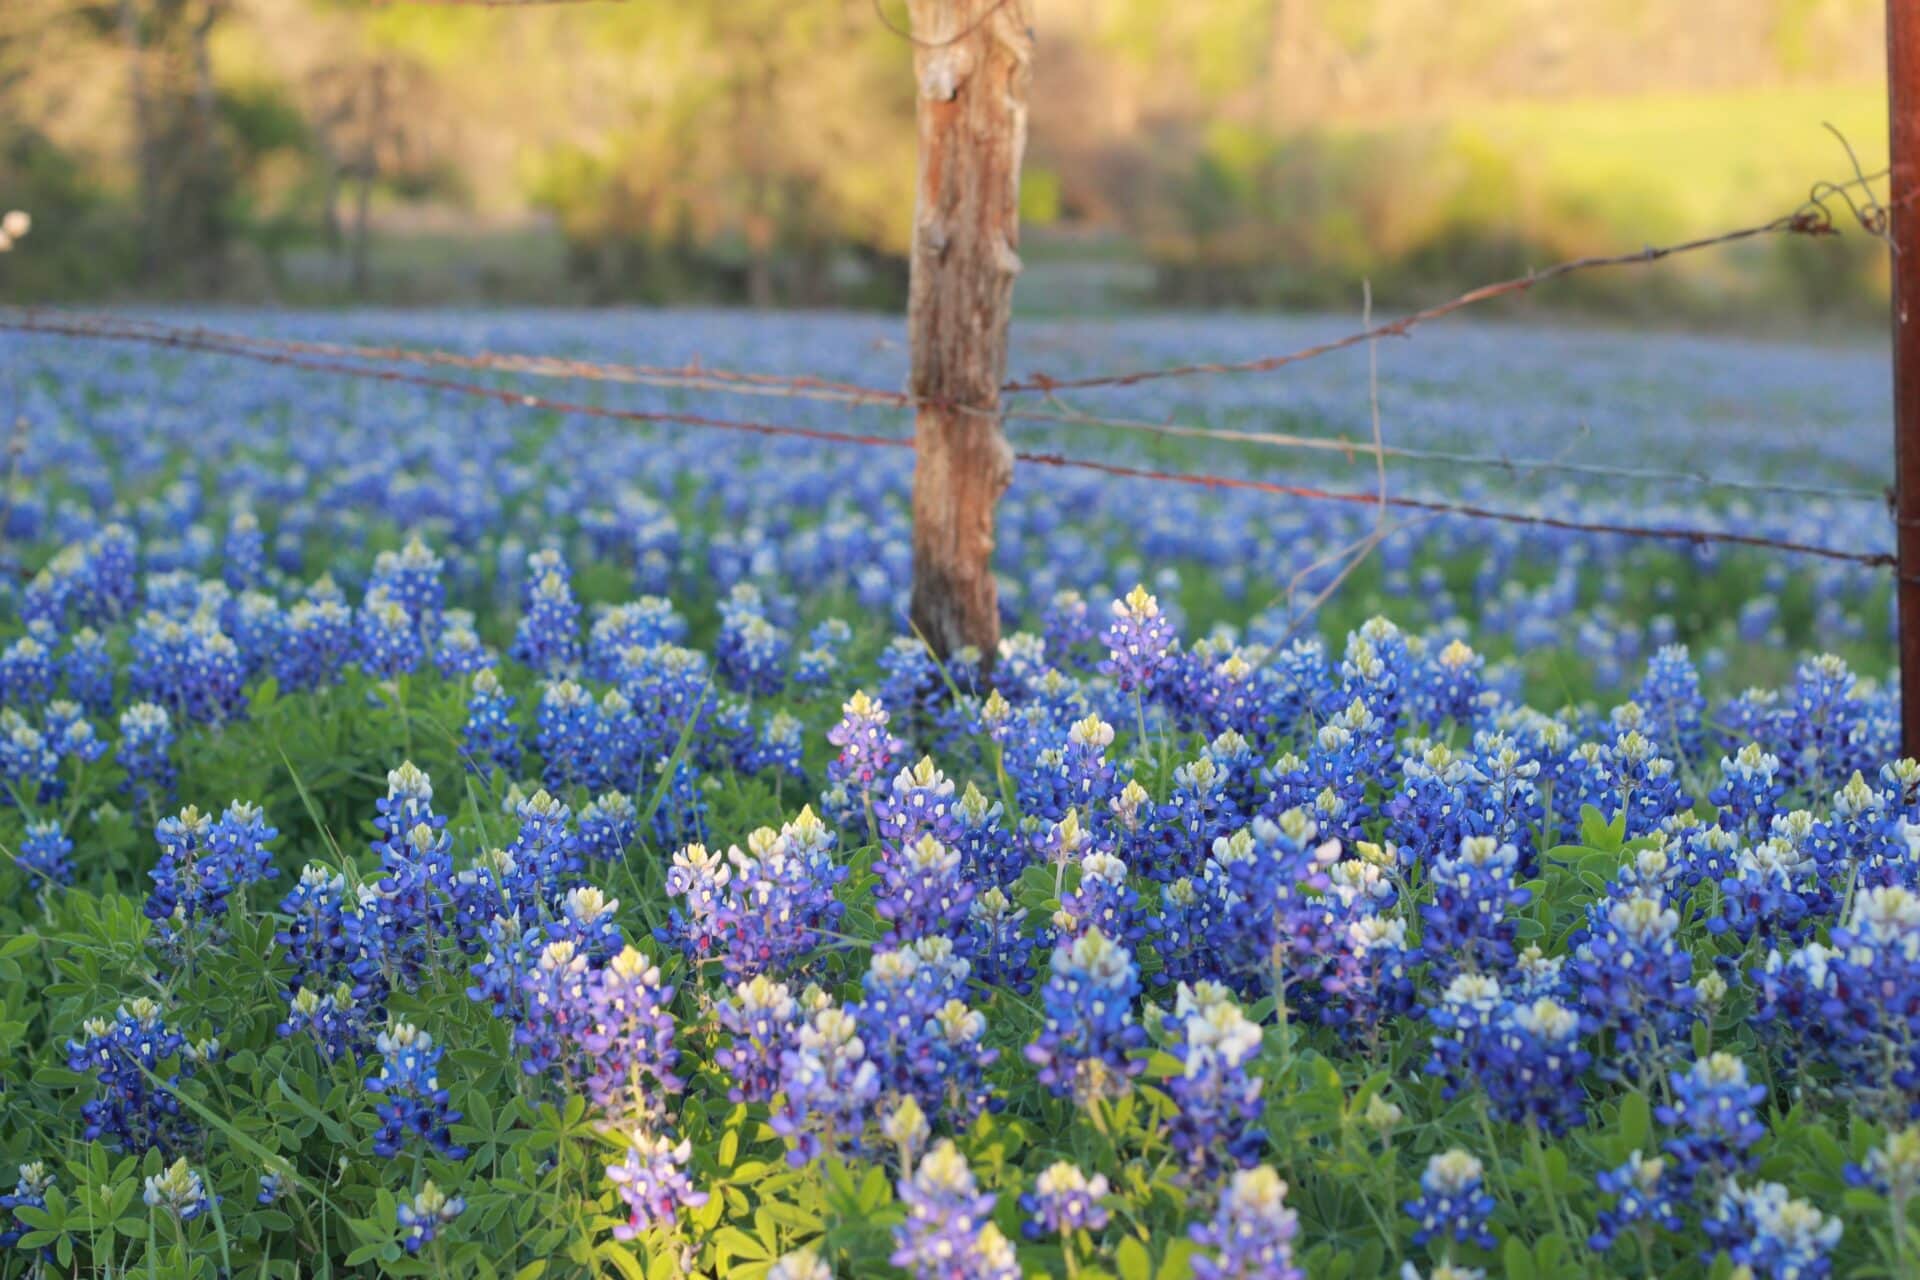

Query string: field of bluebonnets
0 309 1912 1280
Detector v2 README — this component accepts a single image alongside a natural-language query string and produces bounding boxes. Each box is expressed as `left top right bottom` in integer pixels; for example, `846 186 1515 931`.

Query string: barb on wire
0 311 1891 572
1001 173 1881 396
16 309 1885 505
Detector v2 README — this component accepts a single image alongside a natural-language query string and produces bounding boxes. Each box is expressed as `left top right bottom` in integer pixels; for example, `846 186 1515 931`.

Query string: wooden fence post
905 0 1033 664
1891 0 1920 756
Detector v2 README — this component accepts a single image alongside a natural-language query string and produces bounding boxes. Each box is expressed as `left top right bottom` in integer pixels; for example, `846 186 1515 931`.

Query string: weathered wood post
1891 0 1920 755
905 0 1034 664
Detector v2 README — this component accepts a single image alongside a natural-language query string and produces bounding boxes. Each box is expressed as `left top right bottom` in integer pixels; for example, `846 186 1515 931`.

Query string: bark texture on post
906 0 1033 664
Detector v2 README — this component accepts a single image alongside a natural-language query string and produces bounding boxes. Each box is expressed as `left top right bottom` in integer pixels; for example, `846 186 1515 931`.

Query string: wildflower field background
0 310 1911 1280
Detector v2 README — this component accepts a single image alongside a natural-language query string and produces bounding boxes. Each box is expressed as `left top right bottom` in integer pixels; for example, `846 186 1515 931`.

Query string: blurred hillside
0 0 1892 316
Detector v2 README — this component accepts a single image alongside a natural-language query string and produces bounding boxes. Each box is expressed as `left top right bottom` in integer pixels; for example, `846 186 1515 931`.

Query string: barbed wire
12 311 1884 504
869 0 1017 49
0 311 1892 570
1000 173 1893 396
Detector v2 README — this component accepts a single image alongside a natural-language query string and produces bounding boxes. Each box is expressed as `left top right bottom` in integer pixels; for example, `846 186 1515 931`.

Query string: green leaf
1503 1235 1537 1280
1619 1090 1651 1153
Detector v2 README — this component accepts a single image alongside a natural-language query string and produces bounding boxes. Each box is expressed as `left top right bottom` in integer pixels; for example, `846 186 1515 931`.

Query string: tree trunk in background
190 0 223 295
349 63 384 298
905 0 1033 665
117 0 157 283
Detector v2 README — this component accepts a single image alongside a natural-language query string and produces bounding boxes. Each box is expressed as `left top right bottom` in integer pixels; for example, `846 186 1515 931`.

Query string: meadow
0 309 1911 1280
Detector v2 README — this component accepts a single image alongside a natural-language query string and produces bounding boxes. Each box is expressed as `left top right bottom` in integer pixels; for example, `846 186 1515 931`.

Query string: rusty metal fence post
1891 0 1920 755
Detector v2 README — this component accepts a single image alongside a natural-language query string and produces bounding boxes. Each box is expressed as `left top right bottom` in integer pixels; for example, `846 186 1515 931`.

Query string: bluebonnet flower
824 691 903 827
577 946 681 1121
1160 982 1266 1176
874 756 964 849
511 562 581 676
1711 742 1785 838
1709 831 1824 944
366 1021 467 1159
767 1249 834 1280
224 510 264 591
1775 654 1870 793
657 840 733 965
1189 1166 1305 1280
579 790 639 864
228 591 286 675
717 606 791 697
461 668 521 777
875 833 974 947
857 944 998 1128
61 627 114 715
1845 1124 1920 1212
1634 645 1706 762
1570 886 1695 1077
398 1181 465 1255
1025 928 1146 1102
0 1162 52 1253
434 613 492 677
0 632 55 706
18 818 73 887
772 998 881 1166
890 1140 1020 1280
277 599 354 691
1020 1162 1111 1239
277 981 368 1064
1042 589 1096 668
963 884 1041 994
1059 849 1143 945
1589 1151 1683 1253
715 973 803 1104
142 1159 213 1222
1413 637 1487 728
0 714 59 805
66 997 197 1154
1405 1149 1497 1252
535 679 597 791
606 1129 708 1240
1202 811 1341 998
144 801 280 951
588 599 687 679
1751 885 1920 1122
1421 836 1531 978
1703 1181 1842 1280
256 1172 282 1205
358 592 424 679
1384 740 1481 871
1139 754 1238 883
513 937 592 1077
711 811 848 977
1657 1053 1768 1189
369 535 446 638
1103 584 1178 694
793 618 851 689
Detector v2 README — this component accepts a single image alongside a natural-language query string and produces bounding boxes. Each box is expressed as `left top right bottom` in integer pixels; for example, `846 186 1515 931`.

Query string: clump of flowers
1025 927 1146 1103
890 1140 1019 1280
366 1021 467 1159
1189 1166 1304 1280
1405 1150 1496 1252
1103 584 1178 694
606 1130 708 1240
1020 1161 1111 1239
398 1181 466 1255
